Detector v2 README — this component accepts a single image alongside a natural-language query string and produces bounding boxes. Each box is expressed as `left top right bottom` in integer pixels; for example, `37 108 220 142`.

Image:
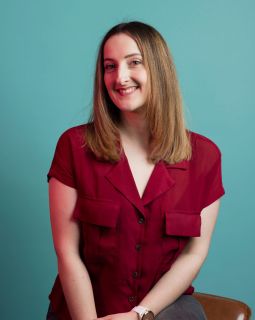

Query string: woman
46 21 225 320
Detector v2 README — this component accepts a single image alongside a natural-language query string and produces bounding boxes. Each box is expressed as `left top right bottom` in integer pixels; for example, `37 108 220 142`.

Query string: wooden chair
194 292 252 320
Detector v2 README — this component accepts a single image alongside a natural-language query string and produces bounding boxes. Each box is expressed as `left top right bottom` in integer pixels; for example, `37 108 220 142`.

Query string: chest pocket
74 197 120 266
162 211 201 257
165 211 201 237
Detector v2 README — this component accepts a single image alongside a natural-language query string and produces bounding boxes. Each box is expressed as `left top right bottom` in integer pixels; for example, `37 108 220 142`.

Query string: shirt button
135 244 142 251
128 296 137 302
132 271 139 278
138 217 145 224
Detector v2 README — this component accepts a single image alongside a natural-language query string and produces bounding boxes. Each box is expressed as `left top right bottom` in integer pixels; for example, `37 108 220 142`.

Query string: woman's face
103 33 148 113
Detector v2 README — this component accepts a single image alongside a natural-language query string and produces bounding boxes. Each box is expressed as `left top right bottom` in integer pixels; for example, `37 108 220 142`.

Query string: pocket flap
73 197 120 228
165 211 201 237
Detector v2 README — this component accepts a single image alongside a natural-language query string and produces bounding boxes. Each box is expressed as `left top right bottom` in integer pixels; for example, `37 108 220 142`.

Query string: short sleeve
47 130 77 188
201 147 225 209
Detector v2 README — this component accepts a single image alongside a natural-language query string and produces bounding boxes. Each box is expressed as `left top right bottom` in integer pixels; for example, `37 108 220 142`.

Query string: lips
116 86 138 96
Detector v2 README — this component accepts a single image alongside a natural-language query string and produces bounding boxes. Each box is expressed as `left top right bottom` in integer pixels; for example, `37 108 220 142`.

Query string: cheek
141 76 148 94
104 73 115 86
139 70 148 86
104 76 111 92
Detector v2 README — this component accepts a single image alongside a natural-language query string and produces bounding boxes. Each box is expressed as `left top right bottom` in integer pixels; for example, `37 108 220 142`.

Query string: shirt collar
164 159 189 170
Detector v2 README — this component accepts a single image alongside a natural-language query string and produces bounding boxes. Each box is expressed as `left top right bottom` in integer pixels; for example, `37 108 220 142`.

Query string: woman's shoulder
189 131 223 165
51 124 90 156
56 123 89 144
59 123 87 137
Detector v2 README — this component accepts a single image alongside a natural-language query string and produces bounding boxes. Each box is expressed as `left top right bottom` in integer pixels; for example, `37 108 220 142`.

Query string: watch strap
132 306 149 316
132 306 154 320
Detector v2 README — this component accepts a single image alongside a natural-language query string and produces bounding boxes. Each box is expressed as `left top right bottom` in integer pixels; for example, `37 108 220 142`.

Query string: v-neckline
122 151 157 200
105 154 176 215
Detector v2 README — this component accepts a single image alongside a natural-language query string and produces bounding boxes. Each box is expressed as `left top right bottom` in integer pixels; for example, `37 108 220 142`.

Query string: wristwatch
132 306 155 320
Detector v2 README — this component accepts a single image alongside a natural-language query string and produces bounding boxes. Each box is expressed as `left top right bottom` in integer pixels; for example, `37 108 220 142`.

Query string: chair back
194 292 252 320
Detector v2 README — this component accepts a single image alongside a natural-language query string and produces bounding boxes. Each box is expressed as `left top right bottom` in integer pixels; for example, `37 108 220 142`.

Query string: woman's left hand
97 311 138 320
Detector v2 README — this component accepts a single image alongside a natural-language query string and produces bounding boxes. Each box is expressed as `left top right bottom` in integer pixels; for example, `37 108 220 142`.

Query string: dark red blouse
47 124 225 319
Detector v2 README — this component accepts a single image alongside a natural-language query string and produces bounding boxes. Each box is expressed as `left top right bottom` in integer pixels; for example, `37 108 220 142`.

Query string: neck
119 111 149 146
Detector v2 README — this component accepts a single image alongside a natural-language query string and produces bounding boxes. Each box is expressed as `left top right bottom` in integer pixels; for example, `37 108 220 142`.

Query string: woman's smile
116 86 139 96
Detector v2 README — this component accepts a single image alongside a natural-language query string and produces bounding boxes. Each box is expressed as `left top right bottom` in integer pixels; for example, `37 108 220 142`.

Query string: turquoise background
1 0 254 318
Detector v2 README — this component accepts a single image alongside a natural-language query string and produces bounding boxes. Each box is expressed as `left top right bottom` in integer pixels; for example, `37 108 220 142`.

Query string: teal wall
1 0 254 318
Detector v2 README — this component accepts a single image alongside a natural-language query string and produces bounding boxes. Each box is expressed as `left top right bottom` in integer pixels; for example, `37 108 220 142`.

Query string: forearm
57 253 97 320
139 252 206 316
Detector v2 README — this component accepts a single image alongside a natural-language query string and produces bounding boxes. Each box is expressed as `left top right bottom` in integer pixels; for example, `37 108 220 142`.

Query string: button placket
133 215 145 300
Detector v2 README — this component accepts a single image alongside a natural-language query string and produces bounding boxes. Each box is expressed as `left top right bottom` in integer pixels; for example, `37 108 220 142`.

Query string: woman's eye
104 63 115 71
131 60 142 66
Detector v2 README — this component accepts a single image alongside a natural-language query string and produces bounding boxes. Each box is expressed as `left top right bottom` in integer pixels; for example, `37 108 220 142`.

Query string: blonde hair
85 21 191 163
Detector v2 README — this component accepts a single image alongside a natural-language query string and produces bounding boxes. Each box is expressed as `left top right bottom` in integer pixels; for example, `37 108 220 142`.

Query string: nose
116 64 130 84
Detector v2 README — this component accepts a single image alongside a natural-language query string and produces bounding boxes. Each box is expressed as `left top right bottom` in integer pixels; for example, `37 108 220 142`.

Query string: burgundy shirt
47 124 225 319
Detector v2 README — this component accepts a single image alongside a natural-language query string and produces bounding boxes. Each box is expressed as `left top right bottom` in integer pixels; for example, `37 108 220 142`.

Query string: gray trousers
156 295 207 320
46 295 207 320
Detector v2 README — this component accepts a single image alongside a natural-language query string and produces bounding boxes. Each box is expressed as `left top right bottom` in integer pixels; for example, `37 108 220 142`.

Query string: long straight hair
85 21 192 163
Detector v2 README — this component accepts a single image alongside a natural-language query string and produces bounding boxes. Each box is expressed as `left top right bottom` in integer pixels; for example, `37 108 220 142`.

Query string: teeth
118 87 137 95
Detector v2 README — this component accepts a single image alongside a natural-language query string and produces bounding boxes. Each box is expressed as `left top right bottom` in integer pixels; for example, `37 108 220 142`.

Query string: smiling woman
46 21 225 320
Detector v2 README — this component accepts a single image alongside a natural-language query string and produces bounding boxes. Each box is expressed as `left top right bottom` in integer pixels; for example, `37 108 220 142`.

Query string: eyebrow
104 53 142 62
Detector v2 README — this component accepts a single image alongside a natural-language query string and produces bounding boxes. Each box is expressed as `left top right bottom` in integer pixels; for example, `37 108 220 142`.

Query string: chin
115 101 145 113
118 105 142 112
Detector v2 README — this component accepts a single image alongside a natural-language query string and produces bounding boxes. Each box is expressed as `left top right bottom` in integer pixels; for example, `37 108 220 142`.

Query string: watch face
143 311 154 320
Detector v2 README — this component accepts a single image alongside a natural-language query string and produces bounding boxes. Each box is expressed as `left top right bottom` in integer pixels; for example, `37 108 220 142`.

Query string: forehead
103 33 141 60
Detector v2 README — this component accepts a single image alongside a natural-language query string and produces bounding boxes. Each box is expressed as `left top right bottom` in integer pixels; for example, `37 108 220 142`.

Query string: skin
49 33 222 320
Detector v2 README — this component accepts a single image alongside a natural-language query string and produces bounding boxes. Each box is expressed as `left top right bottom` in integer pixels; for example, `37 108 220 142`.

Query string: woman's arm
49 177 97 320
139 199 221 316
